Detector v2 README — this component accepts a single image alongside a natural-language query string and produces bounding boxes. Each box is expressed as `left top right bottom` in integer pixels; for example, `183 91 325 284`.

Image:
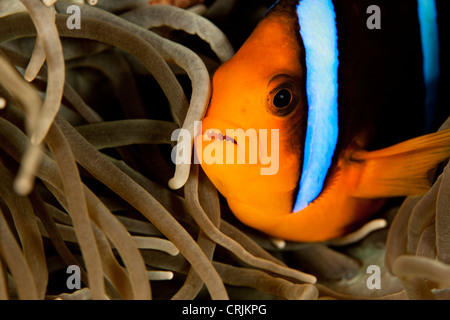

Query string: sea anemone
0 0 449 300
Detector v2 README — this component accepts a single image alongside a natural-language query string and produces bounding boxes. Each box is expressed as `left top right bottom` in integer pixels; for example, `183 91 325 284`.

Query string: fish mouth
204 129 238 146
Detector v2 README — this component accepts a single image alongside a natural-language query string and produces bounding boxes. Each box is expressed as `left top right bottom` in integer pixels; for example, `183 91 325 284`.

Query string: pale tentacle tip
0 97 6 109
168 177 182 190
304 274 317 285
148 271 174 281
271 238 286 250
42 0 58 6
327 218 388 246
24 70 38 82
13 176 33 196
168 171 189 190
167 244 180 256
24 75 34 83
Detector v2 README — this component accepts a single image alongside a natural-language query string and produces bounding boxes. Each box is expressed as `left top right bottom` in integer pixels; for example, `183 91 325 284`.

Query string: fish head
194 5 308 221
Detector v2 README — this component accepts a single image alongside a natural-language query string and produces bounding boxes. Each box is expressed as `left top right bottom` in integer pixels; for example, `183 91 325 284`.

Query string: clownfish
194 0 450 242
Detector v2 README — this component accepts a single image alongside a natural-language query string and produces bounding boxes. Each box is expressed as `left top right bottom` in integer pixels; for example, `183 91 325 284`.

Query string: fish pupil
273 89 292 108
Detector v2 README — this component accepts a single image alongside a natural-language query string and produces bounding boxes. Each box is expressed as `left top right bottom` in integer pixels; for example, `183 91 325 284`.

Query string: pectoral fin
349 129 450 198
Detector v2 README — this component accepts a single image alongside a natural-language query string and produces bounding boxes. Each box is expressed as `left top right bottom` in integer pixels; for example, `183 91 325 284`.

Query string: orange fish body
195 0 450 242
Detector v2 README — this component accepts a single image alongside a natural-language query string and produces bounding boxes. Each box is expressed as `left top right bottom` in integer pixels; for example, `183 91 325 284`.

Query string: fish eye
266 74 300 117
273 89 292 109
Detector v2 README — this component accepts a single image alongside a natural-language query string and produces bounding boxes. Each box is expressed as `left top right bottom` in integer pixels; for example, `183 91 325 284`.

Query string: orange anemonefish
194 0 450 242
